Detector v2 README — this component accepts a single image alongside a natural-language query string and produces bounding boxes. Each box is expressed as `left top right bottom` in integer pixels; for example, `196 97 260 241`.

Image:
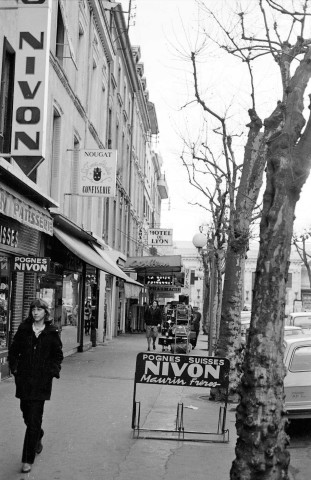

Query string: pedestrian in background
144 300 162 351
8 298 63 474
84 300 92 335
191 307 201 349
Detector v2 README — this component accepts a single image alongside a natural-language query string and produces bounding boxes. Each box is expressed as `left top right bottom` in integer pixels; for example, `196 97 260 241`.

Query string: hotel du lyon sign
10 0 52 165
147 228 173 246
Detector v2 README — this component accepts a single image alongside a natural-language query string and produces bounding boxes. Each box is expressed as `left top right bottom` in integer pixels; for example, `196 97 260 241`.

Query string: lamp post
192 231 216 356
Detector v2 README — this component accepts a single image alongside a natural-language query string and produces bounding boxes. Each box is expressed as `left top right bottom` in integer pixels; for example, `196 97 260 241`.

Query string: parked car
284 325 304 337
286 312 311 334
284 336 311 419
241 317 304 344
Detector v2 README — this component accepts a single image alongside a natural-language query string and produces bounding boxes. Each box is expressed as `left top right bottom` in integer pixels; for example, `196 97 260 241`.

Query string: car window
284 329 304 336
289 345 311 372
293 316 311 328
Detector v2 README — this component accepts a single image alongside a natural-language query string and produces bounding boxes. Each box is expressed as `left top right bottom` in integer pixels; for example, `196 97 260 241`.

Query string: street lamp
192 232 207 252
192 230 216 356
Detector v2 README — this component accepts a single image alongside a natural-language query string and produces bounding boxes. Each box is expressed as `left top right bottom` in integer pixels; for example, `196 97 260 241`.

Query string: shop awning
91 243 143 287
54 227 142 287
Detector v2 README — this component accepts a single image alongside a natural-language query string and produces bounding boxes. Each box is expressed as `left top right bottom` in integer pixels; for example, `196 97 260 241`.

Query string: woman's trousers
20 399 45 464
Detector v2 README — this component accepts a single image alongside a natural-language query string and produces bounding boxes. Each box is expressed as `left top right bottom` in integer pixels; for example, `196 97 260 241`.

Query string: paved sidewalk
0 333 295 480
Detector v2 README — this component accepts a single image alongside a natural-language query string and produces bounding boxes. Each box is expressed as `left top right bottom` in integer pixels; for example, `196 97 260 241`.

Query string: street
0 333 309 480
287 419 311 480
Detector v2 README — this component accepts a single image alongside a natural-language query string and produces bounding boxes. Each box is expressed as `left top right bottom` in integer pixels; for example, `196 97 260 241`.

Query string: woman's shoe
21 463 32 473
36 439 43 454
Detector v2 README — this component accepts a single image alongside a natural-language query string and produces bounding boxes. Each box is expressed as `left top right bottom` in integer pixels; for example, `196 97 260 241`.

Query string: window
0 38 15 153
50 108 62 201
56 4 65 64
69 136 80 223
293 315 311 329
286 272 292 288
289 345 311 372
107 108 112 148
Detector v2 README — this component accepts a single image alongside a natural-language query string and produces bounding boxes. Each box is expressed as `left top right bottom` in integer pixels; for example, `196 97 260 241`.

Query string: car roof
288 312 311 317
284 325 303 330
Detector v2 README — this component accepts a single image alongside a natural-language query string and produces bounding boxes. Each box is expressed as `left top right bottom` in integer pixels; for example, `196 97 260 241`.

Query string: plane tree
209 1 311 478
182 0 311 477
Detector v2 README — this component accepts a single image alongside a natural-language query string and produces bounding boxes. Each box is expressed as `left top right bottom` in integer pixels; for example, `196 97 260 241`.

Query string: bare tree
181 141 229 345
180 0 311 477
293 230 311 288
221 1 311 478
184 15 283 402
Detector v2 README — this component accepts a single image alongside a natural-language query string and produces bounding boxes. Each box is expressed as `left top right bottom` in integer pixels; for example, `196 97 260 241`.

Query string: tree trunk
202 252 210 335
211 110 269 400
230 141 296 480
231 47 311 480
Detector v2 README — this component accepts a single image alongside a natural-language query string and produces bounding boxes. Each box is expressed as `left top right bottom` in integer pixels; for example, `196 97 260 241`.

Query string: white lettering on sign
11 0 51 160
144 360 220 379
0 226 19 248
135 353 229 389
14 256 49 272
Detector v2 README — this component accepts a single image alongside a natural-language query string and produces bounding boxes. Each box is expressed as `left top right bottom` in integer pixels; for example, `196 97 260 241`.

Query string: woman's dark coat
8 319 63 401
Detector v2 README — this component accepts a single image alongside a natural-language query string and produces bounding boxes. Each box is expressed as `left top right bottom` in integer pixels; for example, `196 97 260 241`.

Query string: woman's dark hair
26 298 51 323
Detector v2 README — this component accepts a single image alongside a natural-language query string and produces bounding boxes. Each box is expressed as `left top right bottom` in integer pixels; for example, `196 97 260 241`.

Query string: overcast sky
120 0 311 241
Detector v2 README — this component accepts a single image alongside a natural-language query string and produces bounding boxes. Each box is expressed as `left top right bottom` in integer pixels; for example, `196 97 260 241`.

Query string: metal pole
208 253 215 356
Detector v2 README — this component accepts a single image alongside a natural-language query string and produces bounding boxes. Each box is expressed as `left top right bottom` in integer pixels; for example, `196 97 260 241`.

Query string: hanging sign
79 149 117 197
146 275 173 285
10 0 52 164
147 229 173 246
135 353 230 388
125 255 181 272
14 256 50 272
149 286 181 293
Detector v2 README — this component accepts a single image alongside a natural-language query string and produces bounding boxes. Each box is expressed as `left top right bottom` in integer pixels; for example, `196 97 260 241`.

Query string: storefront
123 255 182 332
0 160 57 380
48 214 143 352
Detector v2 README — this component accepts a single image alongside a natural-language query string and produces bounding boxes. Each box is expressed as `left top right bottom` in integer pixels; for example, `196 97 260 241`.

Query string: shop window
0 38 15 153
61 272 81 350
0 255 11 351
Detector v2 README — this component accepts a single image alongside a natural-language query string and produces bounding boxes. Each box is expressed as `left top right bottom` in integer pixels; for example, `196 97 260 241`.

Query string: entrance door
0 255 11 379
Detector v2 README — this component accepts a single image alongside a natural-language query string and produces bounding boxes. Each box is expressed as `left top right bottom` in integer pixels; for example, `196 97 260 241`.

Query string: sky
120 0 311 242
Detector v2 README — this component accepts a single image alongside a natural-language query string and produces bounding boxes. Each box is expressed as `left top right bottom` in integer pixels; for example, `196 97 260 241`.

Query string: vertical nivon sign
11 0 52 161
79 150 117 197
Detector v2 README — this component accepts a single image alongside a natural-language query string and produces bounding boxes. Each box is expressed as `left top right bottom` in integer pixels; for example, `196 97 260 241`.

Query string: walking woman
8 298 63 474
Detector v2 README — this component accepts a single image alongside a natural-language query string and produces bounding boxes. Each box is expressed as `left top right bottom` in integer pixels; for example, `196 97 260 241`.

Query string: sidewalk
0 333 294 480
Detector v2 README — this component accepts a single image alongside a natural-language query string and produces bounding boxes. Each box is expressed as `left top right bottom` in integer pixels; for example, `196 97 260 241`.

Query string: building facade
0 0 168 379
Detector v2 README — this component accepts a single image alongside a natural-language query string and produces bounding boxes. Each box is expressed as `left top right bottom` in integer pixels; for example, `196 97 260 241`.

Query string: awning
54 227 142 287
91 243 143 287
0 157 59 209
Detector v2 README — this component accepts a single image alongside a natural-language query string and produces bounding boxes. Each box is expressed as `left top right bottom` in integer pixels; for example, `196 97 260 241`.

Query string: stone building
0 0 167 379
